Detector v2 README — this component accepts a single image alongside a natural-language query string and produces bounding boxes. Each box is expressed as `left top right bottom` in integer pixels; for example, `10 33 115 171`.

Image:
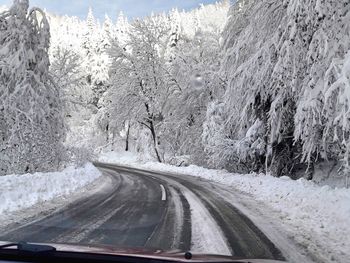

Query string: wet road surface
0 163 284 260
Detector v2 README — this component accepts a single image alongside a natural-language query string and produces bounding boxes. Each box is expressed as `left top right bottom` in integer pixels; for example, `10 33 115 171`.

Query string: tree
210 0 350 179
0 0 65 175
294 0 350 176
163 28 227 165
81 8 110 108
108 15 174 162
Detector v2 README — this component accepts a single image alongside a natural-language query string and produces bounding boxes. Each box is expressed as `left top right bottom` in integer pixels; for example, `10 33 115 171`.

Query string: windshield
0 1 349 263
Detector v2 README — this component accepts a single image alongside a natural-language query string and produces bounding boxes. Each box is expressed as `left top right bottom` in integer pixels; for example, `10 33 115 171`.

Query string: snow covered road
0 163 285 261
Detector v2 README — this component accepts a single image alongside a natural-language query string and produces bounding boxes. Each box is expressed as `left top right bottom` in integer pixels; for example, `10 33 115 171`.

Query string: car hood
0 241 285 263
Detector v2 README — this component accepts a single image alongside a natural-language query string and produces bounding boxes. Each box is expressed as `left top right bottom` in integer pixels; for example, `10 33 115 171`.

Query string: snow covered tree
108 15 175 162
0 0 65 175
163 29 227 165
105 1 230 164
209 0 350 178
47 11 106 156
293 0 350 176
50 46 90 122
81 8 110 109
115 11 129 46
102 14 114 40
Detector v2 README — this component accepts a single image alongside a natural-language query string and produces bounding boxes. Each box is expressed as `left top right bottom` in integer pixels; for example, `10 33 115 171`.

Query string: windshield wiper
0 242 56 253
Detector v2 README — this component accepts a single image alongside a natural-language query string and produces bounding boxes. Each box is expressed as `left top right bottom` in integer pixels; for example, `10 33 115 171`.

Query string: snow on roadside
144 163 350 262
0 163 101 215
99 151 350 263
99 151 139 165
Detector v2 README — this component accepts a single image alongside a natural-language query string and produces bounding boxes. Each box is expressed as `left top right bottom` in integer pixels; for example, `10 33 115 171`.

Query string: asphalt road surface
0 163 284 260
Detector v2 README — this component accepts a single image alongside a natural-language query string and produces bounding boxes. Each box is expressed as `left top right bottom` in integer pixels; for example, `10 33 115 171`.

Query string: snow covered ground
0 163 101 217
98 151 350 263
99 151 139 165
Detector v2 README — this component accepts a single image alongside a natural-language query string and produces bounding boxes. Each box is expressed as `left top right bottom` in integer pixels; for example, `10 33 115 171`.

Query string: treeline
47 1 230 168
105 0 350 179
2 0 350 179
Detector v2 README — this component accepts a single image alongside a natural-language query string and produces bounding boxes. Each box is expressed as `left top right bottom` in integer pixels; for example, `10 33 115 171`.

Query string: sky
0 0 219 21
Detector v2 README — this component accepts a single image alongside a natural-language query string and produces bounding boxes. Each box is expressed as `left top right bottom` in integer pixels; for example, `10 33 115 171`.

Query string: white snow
160 184 166 201
99 151 139 165
0 163 102 216
99 151 350 263
181 187 232 255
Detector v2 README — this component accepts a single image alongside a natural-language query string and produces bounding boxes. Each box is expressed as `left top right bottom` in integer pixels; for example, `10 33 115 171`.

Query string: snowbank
99 151 350 262
0 163 101 215
99 151 139 165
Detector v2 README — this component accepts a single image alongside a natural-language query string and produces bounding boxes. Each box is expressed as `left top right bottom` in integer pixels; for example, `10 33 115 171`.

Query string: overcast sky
0 0 219 21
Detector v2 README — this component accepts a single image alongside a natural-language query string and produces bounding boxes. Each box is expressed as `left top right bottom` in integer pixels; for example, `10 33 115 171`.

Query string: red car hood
0 241 284 263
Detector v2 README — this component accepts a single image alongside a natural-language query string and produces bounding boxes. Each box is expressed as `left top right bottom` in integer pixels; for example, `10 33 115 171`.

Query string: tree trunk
111 130 115 151
149 120 162 163
105 123 109 143
142 102 162 163
125 122 130 151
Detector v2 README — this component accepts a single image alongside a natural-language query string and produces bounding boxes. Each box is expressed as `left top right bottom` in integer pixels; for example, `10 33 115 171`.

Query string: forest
1 0 350 180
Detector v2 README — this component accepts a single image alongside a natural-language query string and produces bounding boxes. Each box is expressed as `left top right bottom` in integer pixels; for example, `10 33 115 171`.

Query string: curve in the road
96 164 285 260
0 163 284 261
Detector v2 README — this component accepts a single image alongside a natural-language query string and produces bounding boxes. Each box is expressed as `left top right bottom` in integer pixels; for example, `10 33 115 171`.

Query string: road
0 163 284 260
